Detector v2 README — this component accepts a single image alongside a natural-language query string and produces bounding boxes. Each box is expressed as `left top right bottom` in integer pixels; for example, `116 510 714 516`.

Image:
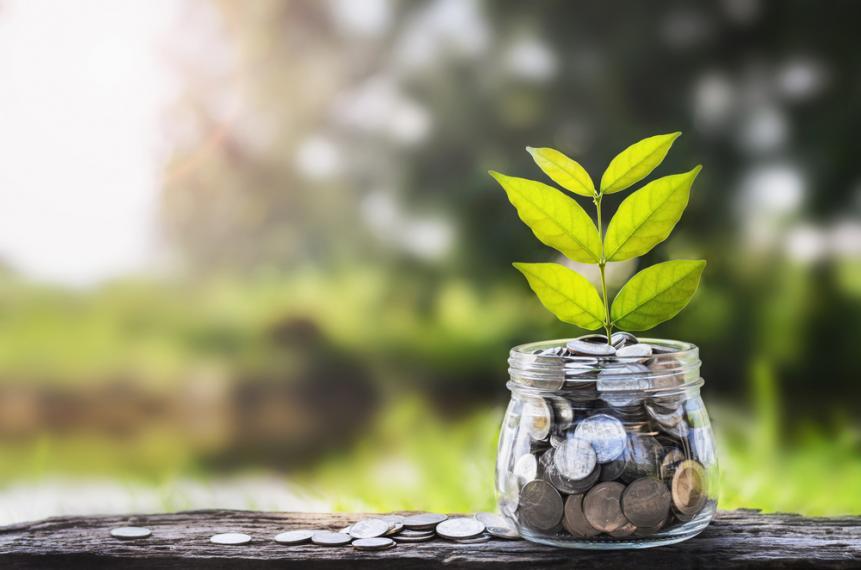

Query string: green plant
489 132 705 341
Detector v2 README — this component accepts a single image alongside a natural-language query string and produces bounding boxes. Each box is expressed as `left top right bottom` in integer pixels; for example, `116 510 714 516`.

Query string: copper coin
582 482 627 533
672 460 708 516
621 477 671 528
562 494 600 538
517 480 563 531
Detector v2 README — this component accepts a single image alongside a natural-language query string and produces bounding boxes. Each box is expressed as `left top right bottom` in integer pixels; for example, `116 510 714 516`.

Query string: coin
611 332 638 348
487 525 519 539
608 521 637 538
517 480 563 531
553 436 597 481
436 517 485 540
397 529 435 538
567 339 616 357
621 477 672 528
311 531 352 546
352 537 395 551
450 534 492 544
548 459 601 494
474 512 507 528
622 434 663 481
110 526 151 539
550 398 575 429
672 460 708 516
513 453 538 485
599 456 627 482
575 414 627 463
393 533 436 542
210 532 251 545
616 343 653 359
385 522 404 536
349 518 390 539
522 397 552 440
403 513 448 530
274 529 315 545
582 482 627 533
562 494 600 538
660 448 686 480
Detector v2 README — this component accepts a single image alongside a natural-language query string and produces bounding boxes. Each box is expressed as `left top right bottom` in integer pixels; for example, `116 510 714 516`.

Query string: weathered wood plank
1 509 859 568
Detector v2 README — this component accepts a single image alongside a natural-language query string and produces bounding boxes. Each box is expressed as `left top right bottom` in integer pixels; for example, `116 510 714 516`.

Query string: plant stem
595 194 612 343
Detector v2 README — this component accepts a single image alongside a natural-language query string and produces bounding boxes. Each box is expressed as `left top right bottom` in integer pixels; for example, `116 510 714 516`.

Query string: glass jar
496 337 718 549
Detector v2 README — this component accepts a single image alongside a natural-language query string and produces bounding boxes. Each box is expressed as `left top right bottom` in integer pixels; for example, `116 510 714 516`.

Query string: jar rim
510 337 697 360
507 337 702 395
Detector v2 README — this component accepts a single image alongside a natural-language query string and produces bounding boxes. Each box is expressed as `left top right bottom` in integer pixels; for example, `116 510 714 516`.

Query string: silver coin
274 529 315 545
553 436 597 480
393 532 436 543
311 531 352 546
486 525 520 539
513 453 538 485
549 433 566 448
385 522 404 536
575 414 627 463
398 529 435 537
450 533 492 544
550 398 575 429
338 525 352 533
566 339 616 357
210 532 251 545
380 514 406 524
403 513 448 529
352 537 395 551
436 517 485 540
611 332 638 348
349 518 390 539
474 512 507 528
548 459 601 494
522 397 552 440
616 343 653 359
110 526 151 539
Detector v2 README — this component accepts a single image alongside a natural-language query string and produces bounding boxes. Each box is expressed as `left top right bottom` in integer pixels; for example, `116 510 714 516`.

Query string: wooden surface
1 509 859 568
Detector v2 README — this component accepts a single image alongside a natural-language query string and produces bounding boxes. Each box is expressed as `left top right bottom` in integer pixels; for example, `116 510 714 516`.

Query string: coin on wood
210 532 251 545
436 517 485 540
110 527 151 539
274 529 315 545
348 518 390 539
352 537 395 551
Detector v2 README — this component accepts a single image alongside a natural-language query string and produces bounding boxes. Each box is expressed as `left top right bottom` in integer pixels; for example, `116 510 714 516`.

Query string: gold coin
671 460 707 516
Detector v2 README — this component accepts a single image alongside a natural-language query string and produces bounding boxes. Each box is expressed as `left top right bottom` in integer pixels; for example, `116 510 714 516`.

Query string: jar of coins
497 335 718 549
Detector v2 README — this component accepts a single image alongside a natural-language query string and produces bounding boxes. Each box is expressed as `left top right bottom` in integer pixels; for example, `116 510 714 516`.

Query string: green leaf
489 171 602 263
600 132 681 194
514 262 605 329
610 260 706 331
526 146 595 197
603 166 701 262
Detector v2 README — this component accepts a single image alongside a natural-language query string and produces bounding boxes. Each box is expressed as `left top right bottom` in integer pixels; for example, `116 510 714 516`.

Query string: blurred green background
0 0 860 523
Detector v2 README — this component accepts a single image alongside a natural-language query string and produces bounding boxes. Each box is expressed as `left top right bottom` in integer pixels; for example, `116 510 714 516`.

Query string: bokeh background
1 0 859 524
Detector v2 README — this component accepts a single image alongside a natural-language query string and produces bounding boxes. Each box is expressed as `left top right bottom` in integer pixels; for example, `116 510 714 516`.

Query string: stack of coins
503 334 715 542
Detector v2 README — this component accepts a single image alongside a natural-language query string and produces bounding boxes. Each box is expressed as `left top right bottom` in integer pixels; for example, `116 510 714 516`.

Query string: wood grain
1 509 859 568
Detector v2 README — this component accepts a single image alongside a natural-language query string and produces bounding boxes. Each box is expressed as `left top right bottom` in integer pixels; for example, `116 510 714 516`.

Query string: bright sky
0 0 180 286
